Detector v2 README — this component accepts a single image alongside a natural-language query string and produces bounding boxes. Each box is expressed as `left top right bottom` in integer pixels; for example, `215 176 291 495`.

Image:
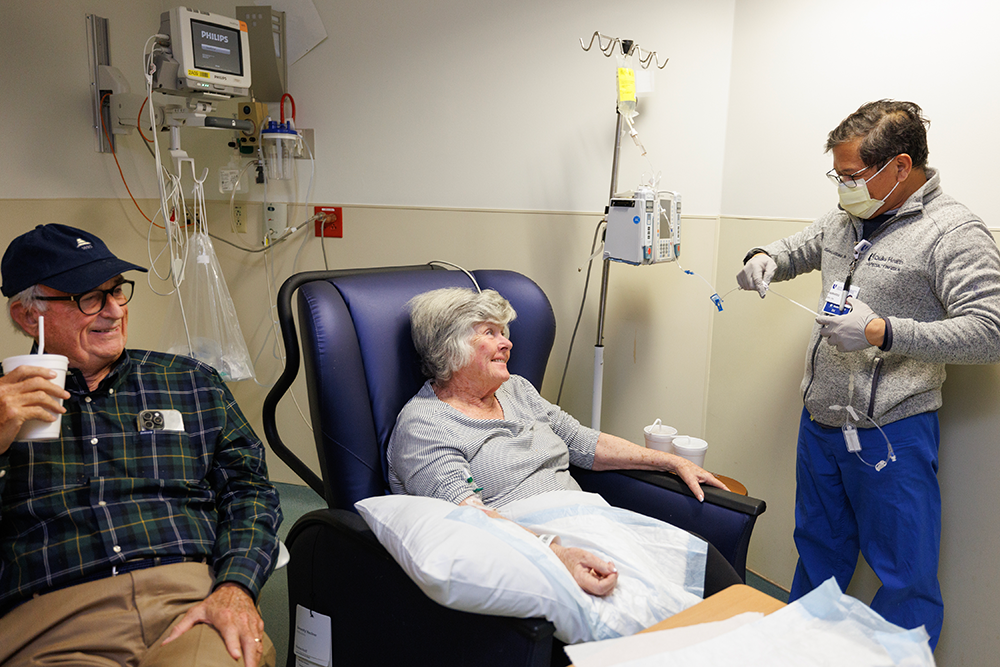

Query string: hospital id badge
822 281 860 315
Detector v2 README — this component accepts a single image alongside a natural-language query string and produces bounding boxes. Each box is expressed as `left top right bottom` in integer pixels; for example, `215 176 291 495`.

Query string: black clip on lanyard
838 239 873 311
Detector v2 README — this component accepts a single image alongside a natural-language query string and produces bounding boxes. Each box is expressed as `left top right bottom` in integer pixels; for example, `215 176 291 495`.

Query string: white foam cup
672 436 708 467
643 419 678 453
2 354 69 441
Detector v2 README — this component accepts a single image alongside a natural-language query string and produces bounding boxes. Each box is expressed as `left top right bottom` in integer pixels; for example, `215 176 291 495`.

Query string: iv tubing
762 287 823 317
833 405 897 470
557 218 605 404
427 261 481 292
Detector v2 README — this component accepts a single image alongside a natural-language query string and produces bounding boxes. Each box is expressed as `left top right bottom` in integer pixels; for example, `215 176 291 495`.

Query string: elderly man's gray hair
408 287 517 384
7 285 46 337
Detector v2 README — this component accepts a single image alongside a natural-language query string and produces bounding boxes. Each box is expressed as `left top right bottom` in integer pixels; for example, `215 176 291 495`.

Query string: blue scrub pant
790 407 943 649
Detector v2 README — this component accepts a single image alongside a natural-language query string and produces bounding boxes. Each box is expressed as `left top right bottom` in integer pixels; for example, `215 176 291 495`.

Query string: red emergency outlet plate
314 206 343 238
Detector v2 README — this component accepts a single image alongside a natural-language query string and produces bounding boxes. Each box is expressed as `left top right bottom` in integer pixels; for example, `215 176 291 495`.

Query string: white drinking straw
38 315 45 355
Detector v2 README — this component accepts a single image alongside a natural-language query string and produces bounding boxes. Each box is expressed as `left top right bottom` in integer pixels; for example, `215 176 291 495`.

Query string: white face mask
837 160 900 219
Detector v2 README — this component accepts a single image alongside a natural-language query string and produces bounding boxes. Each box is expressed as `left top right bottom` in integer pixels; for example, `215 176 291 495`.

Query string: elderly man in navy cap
0 225 281 667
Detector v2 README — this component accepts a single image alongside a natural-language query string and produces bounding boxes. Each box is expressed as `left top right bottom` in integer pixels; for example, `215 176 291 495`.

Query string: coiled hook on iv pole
579 31 669 69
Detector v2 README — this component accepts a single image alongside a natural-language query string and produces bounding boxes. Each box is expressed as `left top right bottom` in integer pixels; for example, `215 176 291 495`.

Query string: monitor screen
155 7 251 98
191 19 243 76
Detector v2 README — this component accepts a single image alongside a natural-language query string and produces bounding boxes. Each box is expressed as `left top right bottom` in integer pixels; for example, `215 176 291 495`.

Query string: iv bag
616 52 644 154
617 66 636 119
160 230 255 381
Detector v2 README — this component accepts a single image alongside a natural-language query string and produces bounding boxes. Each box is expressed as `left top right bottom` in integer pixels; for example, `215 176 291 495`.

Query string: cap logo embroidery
76 238 93 250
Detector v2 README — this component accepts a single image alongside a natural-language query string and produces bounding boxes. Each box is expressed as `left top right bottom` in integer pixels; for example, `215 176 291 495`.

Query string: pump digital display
191 19 243 75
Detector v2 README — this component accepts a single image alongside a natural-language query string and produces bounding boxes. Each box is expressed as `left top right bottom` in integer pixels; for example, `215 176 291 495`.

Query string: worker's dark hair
826 100 930 169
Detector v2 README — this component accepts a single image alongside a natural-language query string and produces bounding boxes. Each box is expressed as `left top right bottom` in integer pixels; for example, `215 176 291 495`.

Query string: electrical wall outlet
314 206 343 238
233 204 247 233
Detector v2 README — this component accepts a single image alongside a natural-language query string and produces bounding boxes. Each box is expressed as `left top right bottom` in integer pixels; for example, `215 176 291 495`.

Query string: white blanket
356 490 707 643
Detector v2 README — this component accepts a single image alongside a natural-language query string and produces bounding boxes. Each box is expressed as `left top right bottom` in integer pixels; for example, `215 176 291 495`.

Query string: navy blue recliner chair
262 265 766 667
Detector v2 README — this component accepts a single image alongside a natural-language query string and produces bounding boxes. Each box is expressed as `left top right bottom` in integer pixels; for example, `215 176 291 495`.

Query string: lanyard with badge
821 239 872 316
821 234 897 470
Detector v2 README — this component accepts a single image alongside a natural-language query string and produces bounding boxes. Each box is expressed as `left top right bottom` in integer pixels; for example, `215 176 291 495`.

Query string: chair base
285 509 557 667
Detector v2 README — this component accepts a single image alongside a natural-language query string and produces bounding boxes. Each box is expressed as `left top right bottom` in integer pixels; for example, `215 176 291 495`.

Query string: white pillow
355 494 595 643
355 491 706 644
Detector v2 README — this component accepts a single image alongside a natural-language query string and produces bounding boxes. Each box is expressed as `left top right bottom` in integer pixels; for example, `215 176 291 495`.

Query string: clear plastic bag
160 228 254 381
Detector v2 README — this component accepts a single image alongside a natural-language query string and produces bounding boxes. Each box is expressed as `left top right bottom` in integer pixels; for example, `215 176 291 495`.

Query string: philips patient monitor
155 7 251 98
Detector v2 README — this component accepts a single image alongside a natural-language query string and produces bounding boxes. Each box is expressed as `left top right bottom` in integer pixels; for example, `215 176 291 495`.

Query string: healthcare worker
736 100 1000 649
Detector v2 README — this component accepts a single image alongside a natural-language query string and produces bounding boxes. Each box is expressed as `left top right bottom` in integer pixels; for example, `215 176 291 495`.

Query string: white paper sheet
565 613 763 667
566 579 935 667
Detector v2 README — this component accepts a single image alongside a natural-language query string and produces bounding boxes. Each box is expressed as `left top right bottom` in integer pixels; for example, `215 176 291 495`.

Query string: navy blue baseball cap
1 224 148 297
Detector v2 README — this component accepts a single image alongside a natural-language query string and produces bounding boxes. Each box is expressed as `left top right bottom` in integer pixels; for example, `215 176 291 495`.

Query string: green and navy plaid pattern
0 350 281 610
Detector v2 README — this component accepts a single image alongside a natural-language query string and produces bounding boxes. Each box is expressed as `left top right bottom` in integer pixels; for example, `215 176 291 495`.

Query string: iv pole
592 94 626 431
580 33 668 430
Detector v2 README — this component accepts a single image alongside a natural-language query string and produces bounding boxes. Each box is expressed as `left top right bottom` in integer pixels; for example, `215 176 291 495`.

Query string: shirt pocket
121 430 210 481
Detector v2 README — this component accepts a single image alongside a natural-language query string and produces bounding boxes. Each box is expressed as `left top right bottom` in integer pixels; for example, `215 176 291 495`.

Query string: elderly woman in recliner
387 287 732 597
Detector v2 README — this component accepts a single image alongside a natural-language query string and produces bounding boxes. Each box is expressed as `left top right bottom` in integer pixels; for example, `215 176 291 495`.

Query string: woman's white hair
7 284 46 337
408 287 516 384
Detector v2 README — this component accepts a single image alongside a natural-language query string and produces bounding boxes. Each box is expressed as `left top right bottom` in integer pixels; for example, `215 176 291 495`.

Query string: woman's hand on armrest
670 456 729 500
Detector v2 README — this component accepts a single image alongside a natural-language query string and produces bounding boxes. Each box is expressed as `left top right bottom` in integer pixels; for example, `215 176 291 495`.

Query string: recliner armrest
571 467 765 581
615 469 765 515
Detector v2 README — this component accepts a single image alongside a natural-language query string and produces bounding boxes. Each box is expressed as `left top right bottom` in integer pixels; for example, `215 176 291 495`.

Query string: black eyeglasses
826 155 897 189
826 164 877 189
36 280 135 315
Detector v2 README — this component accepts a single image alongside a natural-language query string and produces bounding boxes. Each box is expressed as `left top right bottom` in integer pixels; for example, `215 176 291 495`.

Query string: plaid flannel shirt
0 350 282 612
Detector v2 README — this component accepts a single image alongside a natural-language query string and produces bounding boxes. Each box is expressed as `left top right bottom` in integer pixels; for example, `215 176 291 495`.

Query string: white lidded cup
1 354 69 441
643 418 678 453
672 436 708 467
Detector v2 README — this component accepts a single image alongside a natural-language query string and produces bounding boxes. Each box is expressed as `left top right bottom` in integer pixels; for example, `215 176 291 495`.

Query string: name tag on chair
294 604 332 666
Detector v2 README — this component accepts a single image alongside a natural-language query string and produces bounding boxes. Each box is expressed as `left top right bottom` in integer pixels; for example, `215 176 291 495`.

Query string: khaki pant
0 562 276 667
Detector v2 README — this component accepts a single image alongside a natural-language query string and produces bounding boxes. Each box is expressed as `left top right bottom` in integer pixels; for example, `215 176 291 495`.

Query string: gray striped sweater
388 375 599 507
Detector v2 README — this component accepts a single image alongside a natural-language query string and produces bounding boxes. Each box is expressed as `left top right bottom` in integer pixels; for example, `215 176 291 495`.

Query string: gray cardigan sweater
760 169 1000 427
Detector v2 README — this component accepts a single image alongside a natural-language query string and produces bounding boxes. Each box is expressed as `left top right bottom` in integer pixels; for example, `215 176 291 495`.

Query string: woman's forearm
592 432 683 471
591 432 729 501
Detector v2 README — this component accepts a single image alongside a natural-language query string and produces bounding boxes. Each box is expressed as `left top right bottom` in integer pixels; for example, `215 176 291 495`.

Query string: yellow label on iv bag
617 67 636 102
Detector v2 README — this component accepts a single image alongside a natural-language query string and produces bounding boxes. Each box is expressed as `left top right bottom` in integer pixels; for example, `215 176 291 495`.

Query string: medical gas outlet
604 187 681 265
314 206 343 238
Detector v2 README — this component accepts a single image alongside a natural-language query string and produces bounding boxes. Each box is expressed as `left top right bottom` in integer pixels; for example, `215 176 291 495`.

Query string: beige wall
708 217 820 583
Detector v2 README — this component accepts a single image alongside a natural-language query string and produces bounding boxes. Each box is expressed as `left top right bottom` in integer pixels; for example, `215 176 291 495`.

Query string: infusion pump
604 187 681 265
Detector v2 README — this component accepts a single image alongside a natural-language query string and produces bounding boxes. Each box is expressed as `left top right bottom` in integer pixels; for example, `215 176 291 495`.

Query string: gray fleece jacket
760 168 1000 428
